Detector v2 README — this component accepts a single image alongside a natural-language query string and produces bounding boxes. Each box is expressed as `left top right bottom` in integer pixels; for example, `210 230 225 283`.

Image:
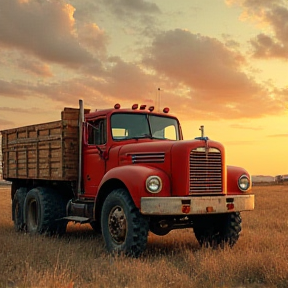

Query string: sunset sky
0 0 288 176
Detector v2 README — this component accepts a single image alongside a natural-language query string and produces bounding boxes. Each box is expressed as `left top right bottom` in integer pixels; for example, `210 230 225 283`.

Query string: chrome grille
189 147 222 194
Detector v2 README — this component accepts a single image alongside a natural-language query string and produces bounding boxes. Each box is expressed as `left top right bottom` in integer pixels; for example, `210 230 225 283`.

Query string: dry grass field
1 185 288 288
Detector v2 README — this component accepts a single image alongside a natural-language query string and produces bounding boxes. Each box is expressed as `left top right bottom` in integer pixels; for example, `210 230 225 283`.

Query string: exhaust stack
78 99 84 195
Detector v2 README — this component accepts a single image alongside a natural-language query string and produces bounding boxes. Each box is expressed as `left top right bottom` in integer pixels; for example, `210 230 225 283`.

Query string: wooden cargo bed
1 108 79 181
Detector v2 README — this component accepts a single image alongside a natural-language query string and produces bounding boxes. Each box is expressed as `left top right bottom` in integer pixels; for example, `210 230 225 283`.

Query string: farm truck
1 100 254 256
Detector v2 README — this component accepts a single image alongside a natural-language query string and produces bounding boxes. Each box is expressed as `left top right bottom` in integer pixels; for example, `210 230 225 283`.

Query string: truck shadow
61 222 102 240
59 224 200 258
146 230 200 256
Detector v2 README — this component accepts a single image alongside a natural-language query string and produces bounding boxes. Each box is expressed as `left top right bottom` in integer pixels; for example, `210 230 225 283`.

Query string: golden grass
1 185 288 288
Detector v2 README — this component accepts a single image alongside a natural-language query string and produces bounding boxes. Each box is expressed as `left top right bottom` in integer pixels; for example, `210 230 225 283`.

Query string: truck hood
116 138 225 171
108 138 225 196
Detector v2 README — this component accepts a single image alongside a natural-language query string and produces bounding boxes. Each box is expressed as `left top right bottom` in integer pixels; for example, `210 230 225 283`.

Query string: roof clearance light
114 103 121 109
132 104 138 110
163 107 169 113
140 105 146 110
148 106 154 112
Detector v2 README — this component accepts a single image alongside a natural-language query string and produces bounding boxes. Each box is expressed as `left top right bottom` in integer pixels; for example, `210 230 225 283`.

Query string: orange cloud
0 80 33 98
0 0 101 69
17 58 53 77
141 29 283 119
77 23 109 57
0 118 15 130
226 0 288 59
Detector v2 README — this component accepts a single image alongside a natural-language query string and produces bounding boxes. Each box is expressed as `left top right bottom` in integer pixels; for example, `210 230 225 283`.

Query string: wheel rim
27 199 38 231
108 205 127 244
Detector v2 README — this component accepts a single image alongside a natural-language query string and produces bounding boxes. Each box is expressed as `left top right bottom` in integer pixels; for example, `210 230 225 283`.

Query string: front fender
227 165 252 195
98 165 171 208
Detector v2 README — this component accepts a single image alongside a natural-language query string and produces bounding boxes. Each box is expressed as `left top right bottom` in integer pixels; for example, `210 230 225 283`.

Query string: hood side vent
132 152 165 164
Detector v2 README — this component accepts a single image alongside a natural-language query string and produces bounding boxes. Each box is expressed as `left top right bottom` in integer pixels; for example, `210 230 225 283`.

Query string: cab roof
85 106 176 121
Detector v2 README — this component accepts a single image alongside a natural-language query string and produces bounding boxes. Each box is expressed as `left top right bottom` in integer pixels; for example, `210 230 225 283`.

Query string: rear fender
97 165 171 208
227 165 251 194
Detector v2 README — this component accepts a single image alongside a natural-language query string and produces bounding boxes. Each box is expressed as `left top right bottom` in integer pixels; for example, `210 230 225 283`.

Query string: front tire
193 212 242 248
101 188 149 257
24 187 67 235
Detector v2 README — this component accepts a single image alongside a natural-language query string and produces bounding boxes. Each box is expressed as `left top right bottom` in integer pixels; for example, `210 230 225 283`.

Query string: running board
58 216 90 224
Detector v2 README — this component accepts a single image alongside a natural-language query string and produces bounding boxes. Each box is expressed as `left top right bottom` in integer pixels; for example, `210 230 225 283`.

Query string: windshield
111 113 179 140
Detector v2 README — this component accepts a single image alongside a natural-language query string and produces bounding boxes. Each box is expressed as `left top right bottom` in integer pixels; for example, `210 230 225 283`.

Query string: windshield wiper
125 134 168 140
125 134 152 140
150 136 167 140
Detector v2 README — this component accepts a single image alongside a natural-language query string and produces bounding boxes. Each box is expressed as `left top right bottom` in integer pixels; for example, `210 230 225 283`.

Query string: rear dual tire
24 187 67 235
12 188 27 232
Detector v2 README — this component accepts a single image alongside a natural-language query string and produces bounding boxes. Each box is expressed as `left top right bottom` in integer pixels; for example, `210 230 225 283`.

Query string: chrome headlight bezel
146 176 162 194
238 175 251 192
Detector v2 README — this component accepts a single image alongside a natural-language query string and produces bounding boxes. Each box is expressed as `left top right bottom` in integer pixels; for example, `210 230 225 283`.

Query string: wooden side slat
1 108 80 181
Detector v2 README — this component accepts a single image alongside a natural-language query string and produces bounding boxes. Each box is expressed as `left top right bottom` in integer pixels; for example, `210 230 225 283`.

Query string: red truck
1 100 254 256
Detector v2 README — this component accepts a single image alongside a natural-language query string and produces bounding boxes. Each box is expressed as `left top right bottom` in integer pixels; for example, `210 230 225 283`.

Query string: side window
87 118 106 145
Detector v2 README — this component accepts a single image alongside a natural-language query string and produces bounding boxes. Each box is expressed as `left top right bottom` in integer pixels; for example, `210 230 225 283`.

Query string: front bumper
140 194 254 215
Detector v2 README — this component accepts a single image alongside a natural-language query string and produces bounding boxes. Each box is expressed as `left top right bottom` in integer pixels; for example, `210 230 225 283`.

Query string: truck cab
81 104 180 197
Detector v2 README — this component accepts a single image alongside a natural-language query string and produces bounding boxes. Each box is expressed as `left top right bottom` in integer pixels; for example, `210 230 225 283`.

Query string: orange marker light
227 203 234 210
206 206 214 213
182 205 190 214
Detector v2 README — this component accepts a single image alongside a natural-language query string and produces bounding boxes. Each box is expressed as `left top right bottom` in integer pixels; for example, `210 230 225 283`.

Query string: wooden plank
1 107 80 181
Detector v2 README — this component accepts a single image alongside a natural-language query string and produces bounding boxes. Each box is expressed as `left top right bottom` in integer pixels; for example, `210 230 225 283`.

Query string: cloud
68 0 101 22
0 0 103 71
0 118 15 130
230 124 262 130
0 106 55 129
77 23 109 57
226 0 288 59
102 0 161 18
97 57 157 101
28 57 159 108
222 34 241 49
99 0 161 37
142 29 282 119
0 79 33 98
0 106 49 114
17 58 53 77
143 30 248 93
267 134 288 138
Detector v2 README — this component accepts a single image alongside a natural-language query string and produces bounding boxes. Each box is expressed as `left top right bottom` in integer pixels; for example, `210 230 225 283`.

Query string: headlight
238 175 250 192
146 176 162 193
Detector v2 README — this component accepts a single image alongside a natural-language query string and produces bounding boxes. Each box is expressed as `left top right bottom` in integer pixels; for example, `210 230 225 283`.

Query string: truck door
82 118 107 197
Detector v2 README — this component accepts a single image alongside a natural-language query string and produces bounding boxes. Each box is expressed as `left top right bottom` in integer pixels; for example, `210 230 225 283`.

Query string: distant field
1 185 288 288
